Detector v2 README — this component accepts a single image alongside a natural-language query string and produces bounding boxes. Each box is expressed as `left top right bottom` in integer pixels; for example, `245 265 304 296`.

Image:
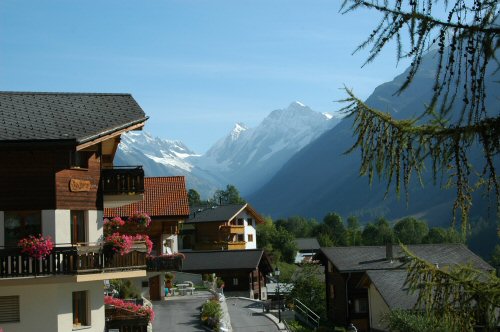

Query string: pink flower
18 234 54 259
128 212 151 228
103 217 125 235
133 234 153 254
104 296 155 322
105 233 134 255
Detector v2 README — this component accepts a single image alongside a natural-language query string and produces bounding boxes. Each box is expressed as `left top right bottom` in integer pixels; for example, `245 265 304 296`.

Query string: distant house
181 249 273 299
319 244 493 332
104 176 190 300
182 203 264 251
294 237 321 264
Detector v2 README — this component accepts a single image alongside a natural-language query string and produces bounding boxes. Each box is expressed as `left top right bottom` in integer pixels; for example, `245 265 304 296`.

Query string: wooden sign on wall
69 179 92 192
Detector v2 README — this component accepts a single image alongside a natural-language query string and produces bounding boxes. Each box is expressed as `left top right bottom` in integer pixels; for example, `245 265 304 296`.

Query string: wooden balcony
220 225 245 235
227 242 246 250
146 255 183 272
0 244 147 279
102 166 144 208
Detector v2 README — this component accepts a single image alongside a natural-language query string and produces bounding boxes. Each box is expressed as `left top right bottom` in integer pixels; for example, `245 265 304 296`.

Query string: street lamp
274 266 281 323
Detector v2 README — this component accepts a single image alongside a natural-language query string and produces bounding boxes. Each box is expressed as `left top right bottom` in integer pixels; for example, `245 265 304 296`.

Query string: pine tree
340 0 499 233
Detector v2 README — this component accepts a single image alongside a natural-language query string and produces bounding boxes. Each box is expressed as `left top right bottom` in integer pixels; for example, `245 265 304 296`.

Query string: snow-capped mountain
114 132 222 196
190 101 340 194
114 102 340 197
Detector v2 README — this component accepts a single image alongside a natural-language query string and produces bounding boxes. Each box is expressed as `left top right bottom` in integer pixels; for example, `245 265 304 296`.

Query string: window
247 218 253 226
354 298 368 313
0 296 20 323
233 278 239 286
70 211 86 244
237 218 244 226
72 291 89 328
4 211 41 247
329 285 335 299
248 234 254 242
237 234 244 242
70 151 91 169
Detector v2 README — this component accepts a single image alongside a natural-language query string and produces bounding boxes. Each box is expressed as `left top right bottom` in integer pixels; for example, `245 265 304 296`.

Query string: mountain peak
230 122 248 140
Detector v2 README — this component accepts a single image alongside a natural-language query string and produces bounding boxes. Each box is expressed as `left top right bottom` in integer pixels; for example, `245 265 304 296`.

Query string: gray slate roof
321 244 493 272
365 270 418 310
187 204 247 223
0 92 147 144
182 249 266 271
296 238 321 251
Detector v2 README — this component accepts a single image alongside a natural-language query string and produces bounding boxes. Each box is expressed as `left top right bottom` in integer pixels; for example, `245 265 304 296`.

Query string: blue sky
0 0 410 153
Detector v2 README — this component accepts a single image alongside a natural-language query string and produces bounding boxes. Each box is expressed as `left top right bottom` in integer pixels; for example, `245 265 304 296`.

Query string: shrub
201 298 222 329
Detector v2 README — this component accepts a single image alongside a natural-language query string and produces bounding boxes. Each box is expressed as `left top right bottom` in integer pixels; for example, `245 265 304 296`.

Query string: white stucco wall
0 281 105 332
42 210 71 245
368 283 390 331
88 210 103 243
41 210 103 245
234 210 257 249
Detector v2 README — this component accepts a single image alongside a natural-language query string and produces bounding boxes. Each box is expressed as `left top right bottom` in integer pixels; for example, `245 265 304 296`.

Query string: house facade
104 176 190 301
181 249 273 300
0 92 149 332
181 203 263 251
320 244 493 332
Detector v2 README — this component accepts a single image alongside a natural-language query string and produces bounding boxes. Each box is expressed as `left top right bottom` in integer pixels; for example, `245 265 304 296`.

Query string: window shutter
0 296 20 323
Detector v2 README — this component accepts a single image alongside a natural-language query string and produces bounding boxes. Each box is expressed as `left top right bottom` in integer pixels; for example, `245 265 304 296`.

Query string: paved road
152 292 211 331
226 298 280 332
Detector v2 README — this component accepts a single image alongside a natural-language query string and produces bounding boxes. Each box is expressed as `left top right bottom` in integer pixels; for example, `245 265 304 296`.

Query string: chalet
104 176 190 300
294 237 321 264
182 203 264 251
181 249 273 299
0 92 149 332
320 244 493 332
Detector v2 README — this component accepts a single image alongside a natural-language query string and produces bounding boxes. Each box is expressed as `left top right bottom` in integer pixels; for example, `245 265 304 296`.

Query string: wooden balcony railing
101 166 145 195
220 225 245 235
0 244 147 278
146 255 183 272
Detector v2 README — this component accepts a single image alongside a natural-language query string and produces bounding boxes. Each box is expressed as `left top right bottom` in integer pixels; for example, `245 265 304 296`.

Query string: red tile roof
104 176 190 218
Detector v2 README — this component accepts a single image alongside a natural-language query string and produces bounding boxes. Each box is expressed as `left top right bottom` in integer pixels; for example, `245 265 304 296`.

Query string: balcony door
70 211 86 244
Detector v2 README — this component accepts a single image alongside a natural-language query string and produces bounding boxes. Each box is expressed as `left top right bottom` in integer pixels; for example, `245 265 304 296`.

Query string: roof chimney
386 242 393 262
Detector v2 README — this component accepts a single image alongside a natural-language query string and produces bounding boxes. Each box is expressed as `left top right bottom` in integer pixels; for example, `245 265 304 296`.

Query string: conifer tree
340 0 499 233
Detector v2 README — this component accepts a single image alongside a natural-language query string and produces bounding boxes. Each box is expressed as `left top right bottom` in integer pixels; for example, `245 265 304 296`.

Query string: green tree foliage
315 213 348 246
211 184 246 205
256 217 298 264
340 0 500 233
422 227 462 244
393 217 429 244
288 264 326 319
384 309 450 332
361 217 393 245
490 245 500 273
187 189 201 206
274 227 299 264
403 246 500 331
346 215 362 246
275 216 317 238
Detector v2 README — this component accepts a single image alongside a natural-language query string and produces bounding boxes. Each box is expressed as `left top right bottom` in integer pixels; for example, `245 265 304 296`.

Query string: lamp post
275 266 281 323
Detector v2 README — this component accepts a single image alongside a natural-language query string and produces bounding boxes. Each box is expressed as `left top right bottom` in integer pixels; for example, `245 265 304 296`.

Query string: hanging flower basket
18 234 54 259
104 233 134 255
128 212 151 228
103 217 125 236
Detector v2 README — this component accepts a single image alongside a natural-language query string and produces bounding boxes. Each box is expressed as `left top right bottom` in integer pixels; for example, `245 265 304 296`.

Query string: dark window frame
4 211 42 247
72 291 90 328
